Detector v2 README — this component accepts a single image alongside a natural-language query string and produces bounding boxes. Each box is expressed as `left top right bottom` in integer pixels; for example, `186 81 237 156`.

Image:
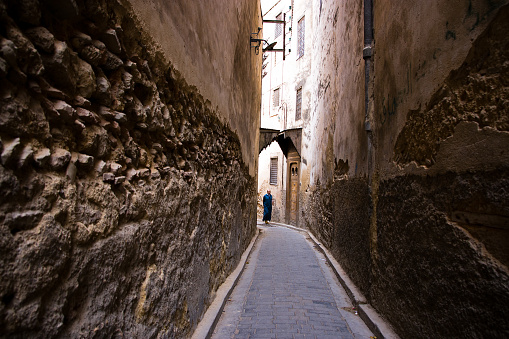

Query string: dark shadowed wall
303 0 509 337
0 0 261 337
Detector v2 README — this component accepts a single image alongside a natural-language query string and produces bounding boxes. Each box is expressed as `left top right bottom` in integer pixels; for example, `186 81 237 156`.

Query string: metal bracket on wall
262 13 286 60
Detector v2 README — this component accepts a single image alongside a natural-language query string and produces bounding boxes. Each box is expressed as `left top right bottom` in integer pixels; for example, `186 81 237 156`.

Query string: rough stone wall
302 0 509 338
0 0 260 338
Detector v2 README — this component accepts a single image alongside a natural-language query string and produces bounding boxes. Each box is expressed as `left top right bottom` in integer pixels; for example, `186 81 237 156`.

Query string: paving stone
212 225 374 339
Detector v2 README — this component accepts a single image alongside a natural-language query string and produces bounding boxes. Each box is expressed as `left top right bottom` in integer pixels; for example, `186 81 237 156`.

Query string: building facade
258 0 312 226
262 0 509 337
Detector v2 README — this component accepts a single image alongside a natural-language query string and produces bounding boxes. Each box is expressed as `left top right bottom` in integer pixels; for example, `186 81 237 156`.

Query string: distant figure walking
262 189 272 224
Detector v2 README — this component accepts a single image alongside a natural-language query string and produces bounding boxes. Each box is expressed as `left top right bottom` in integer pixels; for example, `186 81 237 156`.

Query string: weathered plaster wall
128 0 261 177
303 0 509 337
0 0 261 338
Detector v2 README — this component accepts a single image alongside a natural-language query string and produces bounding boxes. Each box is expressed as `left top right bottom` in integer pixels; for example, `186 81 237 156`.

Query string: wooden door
289 162 299 224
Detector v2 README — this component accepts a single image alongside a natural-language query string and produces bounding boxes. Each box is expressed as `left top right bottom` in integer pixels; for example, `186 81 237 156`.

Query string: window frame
297 16 305 59
295 87 302 121
273 88 280 108
269 157 278 185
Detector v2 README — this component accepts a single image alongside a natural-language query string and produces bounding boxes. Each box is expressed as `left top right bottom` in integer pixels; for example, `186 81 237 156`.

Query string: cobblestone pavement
211 224 373 339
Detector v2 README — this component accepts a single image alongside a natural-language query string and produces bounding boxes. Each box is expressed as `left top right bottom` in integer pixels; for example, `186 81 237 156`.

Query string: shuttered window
270 157 278 185
273 88 280 107
275 13 283 38
296 87 302 121
298 16 305 59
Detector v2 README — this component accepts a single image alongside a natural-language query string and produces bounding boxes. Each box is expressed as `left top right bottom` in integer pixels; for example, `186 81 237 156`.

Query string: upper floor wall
127 0 262 176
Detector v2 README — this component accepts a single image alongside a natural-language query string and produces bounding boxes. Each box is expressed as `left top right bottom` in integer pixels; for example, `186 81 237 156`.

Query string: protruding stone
122 70 133 90
1 138 21 166
138 168 150 178
75 57 96 98
77 153 94 171
114 176 126 185
50 148 71 171
98 106 115 120
102 29 121 54
34 148 51 167
18 144 33 168
126 168 138 181
1 39 18 69
53 100 75 119
74 119 86 131
79 44 103 66
66 161 77 182
25 27 55 53
95 160 107 174
73 96 92 109
110 162 122 175
0 57 8 78
102 172 114 182
95 76 111 104
41 41 75 90
71 32 92 51
114 112 127 123
76 107 97 123
4 210 44 233
152 143 163 152
102 51 123 70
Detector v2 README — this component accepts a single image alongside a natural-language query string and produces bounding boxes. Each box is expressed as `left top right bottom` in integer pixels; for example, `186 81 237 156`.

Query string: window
298 16 305 58
273 88 280 107
275 13 282 38
270 157 278 185
295 87 302 120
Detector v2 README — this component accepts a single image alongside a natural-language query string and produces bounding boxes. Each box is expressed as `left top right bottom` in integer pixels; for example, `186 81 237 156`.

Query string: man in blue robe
262 189 272 224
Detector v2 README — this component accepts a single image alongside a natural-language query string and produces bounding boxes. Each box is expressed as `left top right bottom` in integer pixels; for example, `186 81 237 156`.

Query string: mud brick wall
0 0 259 337
303 1 509 338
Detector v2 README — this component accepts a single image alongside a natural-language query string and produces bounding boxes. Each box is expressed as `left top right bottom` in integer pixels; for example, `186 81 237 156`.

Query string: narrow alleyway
211 223 374 339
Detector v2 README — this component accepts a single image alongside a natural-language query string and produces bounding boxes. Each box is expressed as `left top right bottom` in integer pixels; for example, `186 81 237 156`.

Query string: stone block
76 107 97 123
73 96 92 109
102 172 115 182
50 148 71 171
114 112 127 124
102 51 123 70
110 162 122 175
98 106 115 120
18 144 33 168
1 138 21 166
25 27 55 53
77 153 94 171
102 29 121 54
74 119 86 131
114 176 126 185
75 57 96 98
1 39 18 69
66 161 77 182
53 100 75 120
126 168 138 181
95 160 107 174
41 41 75 90
34 148 50 167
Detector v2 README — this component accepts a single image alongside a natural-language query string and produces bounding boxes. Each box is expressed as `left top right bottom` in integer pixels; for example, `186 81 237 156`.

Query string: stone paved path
211 224 373 339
